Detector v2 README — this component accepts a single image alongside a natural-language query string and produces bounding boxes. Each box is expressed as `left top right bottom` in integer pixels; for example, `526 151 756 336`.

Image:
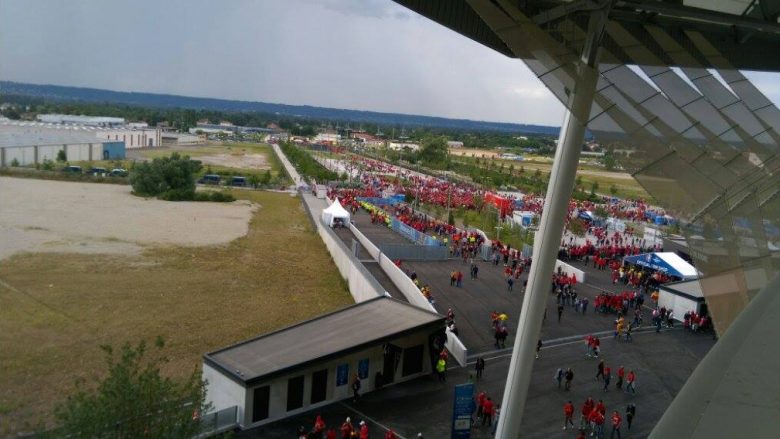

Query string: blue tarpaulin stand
623 252 698 280
451 383 474 439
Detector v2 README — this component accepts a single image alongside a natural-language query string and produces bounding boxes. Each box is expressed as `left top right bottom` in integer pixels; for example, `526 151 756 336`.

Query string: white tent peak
322 198 351 227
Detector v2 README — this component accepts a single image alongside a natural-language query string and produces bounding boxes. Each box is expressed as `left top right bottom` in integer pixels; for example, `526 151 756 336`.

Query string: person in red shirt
476 391 486 419
616 366 625 390
563 400 575 430
313 415 326 436
626 371 637 394
596 399 606 415
384 429 397 439
610 410 622 439
581 397 594 431
359 421 369 439
340 417 354 439
593 409 605 438
481 397 495 426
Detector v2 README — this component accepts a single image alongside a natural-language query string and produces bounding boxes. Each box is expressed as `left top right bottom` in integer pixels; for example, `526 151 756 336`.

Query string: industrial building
202 296 445 429
36 114 125 127
95 127 162 148
0 122 125 167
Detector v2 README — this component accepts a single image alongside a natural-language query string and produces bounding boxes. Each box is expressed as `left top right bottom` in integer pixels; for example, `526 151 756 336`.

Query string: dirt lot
0 177 255 261
197 152 269 170
0 181 352 435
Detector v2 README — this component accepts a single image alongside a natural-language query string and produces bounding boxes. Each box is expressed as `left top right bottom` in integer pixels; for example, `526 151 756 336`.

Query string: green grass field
0 190 351 435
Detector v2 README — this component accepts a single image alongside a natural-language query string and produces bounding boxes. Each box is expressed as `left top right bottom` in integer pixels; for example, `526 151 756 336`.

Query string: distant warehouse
0 121 125 167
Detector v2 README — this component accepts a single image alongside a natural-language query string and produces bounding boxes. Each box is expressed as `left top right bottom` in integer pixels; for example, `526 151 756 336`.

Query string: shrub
41 159 55 171
56 149 67 162
10 158 19 167
129 153 201 198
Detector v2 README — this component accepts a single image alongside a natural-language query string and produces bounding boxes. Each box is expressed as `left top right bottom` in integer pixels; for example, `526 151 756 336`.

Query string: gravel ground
0 176 255 260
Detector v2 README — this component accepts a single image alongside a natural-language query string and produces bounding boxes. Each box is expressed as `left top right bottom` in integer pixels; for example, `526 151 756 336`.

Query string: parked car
87 167 107 176
230 176 247 187
62 165 82 174
198 174 221 185
109 168 128 177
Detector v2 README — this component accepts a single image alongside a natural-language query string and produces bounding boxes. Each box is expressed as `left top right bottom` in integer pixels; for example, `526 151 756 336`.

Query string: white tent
623 252 699 280
658 279 706 321
322 199 351 227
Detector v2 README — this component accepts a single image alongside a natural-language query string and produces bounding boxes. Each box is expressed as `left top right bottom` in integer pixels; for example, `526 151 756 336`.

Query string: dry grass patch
0 190 351 434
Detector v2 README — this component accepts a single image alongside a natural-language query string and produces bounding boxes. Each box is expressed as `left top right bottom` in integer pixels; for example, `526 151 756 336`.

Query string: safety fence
378 243 450 261
357 195 406 206
197 406 239 438
445 327 468 367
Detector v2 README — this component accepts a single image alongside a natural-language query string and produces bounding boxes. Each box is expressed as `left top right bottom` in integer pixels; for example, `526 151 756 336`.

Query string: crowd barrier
378 244 449 261
300 193 386 303
554 259 587 283
445 327 468 367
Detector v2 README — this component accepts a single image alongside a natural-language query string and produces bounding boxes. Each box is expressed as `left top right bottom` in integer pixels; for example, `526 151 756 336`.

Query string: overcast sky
1 0 779 127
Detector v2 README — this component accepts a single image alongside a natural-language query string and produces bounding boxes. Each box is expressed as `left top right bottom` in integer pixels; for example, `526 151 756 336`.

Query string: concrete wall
203 362 246 424
300 192 385 303
2 146 35 166
554 259 586 283
349 224 381 261
378 253 436 312
445 327 469 367
241 331 433 428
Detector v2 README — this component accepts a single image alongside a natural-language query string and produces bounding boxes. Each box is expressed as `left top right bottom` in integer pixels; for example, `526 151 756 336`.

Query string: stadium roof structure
392 1 780 437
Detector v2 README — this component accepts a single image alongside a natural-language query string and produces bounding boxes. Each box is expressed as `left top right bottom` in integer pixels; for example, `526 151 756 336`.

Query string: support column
494 8 607 438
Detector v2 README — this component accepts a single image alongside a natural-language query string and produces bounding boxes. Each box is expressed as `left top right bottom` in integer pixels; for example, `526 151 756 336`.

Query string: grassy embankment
0 189 351 435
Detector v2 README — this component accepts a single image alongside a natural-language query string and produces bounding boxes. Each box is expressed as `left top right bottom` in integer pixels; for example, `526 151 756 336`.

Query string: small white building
387 142 419 151
202 297 444 429
313 132 341 143
447 141 464 148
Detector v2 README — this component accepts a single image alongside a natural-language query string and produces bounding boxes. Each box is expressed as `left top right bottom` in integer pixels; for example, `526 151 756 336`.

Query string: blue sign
358 359 369 379
451 383 474 439
336 364 349 386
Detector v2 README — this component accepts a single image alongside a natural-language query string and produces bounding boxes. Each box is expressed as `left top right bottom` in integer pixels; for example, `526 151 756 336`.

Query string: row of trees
280 142 339 182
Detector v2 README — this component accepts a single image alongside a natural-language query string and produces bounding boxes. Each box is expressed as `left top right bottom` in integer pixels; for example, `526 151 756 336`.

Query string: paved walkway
239 207 716 438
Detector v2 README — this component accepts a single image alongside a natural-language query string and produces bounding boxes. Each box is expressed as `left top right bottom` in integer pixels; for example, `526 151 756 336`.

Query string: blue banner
358 359 369 379
336 364 349 386
451 383 474 439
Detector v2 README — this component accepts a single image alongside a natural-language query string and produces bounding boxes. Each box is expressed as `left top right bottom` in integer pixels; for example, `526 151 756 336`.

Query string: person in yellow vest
436 357 447 382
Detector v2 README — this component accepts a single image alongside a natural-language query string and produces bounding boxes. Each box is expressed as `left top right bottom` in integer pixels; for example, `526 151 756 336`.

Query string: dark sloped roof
204 297 444 385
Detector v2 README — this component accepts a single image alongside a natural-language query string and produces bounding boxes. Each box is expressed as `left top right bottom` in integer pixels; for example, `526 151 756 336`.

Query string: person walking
351 374 362 402
507 277 514 292
602 366 611 392
558 303 565 322
626 370 636 394
564 368 574 391
616 366 624 390
359 421 369 439
563 400 575 430
595 360 605 381
475 357 485 379
610 411 622 439
625 403 636 430
340 417 354 439
536 339 543 359
436 358 447 382
555 367 564 388
481 397 495 426
580 397 595 432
